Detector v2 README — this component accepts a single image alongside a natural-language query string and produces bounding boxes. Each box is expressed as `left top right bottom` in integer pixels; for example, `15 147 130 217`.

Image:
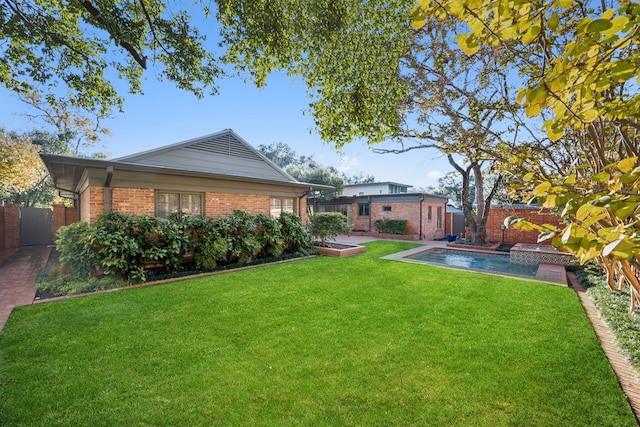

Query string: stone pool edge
380 246 569 287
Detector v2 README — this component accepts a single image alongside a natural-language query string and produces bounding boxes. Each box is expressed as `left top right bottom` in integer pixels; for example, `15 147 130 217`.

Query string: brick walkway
0 246 51 331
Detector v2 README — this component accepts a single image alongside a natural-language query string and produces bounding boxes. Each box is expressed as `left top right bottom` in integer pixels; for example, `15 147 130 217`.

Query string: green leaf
526 103 542 117
592 172 610 182
533 181 552 196
527 86 547 104
547 12 560 30
564 174 576 185
601 16 630 34
522 25 541 45
611 61 636 82
538 230 556 242
561 224 573 244
618 157 637 173
586 19 613 33
575 203 594 221
612 203 637 220
603 238 634 259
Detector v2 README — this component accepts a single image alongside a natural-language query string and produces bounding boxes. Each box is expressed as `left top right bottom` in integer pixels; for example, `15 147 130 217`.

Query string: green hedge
56 210 313 282
373 218 408 235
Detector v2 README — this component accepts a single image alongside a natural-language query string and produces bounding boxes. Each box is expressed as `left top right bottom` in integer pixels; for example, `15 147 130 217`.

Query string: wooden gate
20 207 53 246
451 213 465 237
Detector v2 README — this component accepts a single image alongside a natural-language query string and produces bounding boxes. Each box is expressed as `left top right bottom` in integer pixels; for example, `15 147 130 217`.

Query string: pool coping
382 246 568 286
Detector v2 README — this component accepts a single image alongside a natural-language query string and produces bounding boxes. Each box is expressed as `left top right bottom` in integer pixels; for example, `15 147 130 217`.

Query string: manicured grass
0 241 636 426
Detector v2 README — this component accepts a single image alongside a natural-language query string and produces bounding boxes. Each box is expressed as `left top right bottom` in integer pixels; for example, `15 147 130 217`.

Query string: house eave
40 154 334 194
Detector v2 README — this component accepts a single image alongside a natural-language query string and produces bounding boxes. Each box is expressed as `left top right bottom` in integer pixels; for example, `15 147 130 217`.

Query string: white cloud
336 155 361 173
425 170 445 185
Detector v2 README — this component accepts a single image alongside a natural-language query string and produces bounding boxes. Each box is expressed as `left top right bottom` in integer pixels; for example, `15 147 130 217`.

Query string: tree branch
80 0 147 69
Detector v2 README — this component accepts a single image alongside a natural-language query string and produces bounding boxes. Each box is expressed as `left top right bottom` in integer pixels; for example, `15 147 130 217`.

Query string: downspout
104 166 114 213
419 195 424 240
368 196 372 232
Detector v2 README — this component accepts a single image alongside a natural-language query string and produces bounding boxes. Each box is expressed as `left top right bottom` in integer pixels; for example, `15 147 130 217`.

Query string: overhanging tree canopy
1 0 222 116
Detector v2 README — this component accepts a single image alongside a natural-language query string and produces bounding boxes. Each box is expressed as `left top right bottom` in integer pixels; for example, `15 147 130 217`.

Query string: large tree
411 0 640 309
372 18 528 244
258 142 344 201
0 130 49 206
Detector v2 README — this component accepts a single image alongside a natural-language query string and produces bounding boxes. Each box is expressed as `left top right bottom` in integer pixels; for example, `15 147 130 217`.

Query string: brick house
315 192 449 240
40 129 331 223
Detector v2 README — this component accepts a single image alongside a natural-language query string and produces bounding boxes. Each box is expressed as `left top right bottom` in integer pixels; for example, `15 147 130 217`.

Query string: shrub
55 210 314 284
180 215 229 270
56 221 98 277
279 211 313 254
374 218 408 235
309 212 351 246
255 214 285 258
226 210 261 263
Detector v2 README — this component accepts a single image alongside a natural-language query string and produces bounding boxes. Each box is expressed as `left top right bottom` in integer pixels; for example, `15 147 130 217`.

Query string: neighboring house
40 129 332 223
315 190 448 240
340 182 412 197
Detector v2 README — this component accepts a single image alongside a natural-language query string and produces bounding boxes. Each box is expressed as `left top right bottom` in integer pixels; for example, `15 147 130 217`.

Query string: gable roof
115 129 297 183
41 129 332 196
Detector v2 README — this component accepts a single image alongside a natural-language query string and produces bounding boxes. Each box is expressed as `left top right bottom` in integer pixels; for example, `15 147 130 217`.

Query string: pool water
407 249 539 278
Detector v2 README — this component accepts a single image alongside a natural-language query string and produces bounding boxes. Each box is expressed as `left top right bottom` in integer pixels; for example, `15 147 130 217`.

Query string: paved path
0 246 51 331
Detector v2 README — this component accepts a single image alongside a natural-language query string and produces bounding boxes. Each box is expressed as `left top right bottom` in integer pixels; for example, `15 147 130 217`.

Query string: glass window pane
157 192 180 218
181 193 202 217
282 198 294 213
270 198 282 217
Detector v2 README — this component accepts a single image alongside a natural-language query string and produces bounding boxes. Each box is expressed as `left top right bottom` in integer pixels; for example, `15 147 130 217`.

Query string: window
156 191 202 218
388 184 408 194
437 207 442 229
427 206 432 222
270 197 295 217
382 206 392 212
358 203 370 217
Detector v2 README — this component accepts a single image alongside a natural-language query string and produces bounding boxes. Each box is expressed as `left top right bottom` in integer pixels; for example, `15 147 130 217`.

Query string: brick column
3 204 20 249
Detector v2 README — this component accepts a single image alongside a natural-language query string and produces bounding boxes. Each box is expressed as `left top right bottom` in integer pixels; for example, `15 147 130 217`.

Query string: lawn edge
568 271 640 424
32 255 318 305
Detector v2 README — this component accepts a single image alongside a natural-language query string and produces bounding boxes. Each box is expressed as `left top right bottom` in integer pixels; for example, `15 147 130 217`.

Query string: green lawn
0 241 635 426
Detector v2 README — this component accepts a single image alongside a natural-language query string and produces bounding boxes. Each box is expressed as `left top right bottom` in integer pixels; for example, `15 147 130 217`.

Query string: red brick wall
422 202 446 240
52 204 79 240
80 186 104 223
0 204 20 249
81 186 304 223
484 206 563 244
111 188 155 216
65 206 78 227
205 192 270 217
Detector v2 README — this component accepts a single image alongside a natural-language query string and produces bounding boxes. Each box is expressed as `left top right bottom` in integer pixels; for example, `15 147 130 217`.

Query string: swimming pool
406 248 539 278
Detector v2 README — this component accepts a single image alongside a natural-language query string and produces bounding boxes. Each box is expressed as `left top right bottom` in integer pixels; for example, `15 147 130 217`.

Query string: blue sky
0 69 453 190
